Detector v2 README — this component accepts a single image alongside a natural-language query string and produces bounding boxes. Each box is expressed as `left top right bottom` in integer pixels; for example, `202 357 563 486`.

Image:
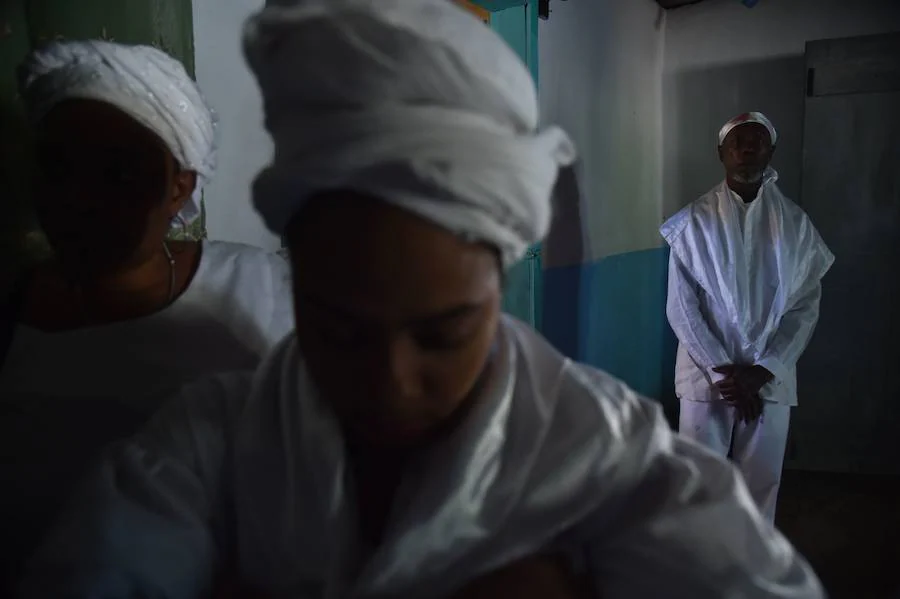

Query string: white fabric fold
20 318 825 598
19 40 218 226
243 0 576 267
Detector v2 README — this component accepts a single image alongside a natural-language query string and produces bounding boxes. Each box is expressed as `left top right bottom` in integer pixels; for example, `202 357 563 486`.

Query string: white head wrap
18 40 217 226
243 0 576 268
717 111 778 147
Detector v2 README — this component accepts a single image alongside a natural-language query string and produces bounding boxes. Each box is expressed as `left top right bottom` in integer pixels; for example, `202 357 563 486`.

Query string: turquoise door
478 2 543 330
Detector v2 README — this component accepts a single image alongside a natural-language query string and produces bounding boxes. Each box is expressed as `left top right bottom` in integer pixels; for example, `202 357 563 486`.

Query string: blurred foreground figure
21 4 823 598
0 40 293 592
662 112 834 522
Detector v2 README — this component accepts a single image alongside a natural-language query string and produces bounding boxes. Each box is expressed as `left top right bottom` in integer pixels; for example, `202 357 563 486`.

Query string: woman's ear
167 170 198 218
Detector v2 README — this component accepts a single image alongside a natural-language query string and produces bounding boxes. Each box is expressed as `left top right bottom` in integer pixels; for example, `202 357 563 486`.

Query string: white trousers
679 399 791 523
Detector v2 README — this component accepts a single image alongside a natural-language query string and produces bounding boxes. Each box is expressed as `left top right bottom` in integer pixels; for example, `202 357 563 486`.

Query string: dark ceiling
655 0 707 8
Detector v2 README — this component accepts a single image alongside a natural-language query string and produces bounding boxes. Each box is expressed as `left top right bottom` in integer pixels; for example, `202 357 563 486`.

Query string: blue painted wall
486 3 544 329
543 247 679 422
485 0 678 418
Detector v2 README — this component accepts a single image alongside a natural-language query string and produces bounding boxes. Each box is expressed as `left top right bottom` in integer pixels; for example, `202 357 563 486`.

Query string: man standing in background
661 112 834 522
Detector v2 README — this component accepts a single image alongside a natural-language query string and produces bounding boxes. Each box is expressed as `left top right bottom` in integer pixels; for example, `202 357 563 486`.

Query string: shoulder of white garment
199 240 290 274
215 240 292 293
764 184 810 224
124 369 254 486
504 316 671 464
763 184 834 256
190 240 295 347
142 369 257 446
502 320 824 598
659 183 724 244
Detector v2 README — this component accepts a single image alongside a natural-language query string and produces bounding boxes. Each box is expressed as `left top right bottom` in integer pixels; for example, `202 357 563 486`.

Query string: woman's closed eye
413 319 481 352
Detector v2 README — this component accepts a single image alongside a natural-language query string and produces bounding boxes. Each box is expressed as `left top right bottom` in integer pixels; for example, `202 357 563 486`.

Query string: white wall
663 0 900 216
192 0 280 250
540 0 667 266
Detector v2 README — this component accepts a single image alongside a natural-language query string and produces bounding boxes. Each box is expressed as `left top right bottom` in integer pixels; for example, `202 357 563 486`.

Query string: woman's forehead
37 99 168 156
288 193 494 263
288 194 501 320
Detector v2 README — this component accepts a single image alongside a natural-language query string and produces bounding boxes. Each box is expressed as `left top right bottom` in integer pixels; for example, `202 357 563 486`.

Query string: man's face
718 122 775 185
287 192 502 449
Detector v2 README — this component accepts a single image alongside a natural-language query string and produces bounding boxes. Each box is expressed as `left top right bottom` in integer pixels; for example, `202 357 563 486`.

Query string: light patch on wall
453 0 491 24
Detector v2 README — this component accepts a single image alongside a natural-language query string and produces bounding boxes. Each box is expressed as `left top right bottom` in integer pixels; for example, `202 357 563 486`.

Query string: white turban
717 111 778 147
18 40 217 226
243 0 576 268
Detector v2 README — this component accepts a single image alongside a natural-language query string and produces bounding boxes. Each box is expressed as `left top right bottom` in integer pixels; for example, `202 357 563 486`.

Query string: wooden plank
808 61 900 97
806 31 900 67
806 32 900 97
473 0 526 10
453 0 490 23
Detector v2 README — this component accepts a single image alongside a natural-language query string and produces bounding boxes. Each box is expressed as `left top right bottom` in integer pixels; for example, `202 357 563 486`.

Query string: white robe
661 170 834 406
0 240 295 589
21 317 824 599
660 170 833 521
1 240 294 414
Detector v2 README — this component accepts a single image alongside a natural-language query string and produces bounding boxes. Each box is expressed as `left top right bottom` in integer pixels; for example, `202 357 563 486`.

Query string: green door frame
473 1 543 330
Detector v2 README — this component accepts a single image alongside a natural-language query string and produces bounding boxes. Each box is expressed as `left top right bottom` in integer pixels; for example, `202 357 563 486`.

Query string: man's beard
731 170 764 185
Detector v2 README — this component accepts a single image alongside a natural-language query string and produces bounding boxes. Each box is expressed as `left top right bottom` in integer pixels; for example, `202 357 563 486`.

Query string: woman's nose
377 335 424 400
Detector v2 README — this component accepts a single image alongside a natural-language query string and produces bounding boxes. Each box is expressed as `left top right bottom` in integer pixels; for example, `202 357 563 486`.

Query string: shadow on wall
663 54 807 216
542 163 588 362
545 164 589 272
543 164 679 427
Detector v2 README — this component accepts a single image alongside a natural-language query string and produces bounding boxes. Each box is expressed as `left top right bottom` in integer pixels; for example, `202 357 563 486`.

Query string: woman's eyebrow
300 292 481 326
410 304 482 327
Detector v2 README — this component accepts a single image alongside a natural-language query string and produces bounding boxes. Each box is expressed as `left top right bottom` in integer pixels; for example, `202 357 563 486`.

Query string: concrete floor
775 470 900 599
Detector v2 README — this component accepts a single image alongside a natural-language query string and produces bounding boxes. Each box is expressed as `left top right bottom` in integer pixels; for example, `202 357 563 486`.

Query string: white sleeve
18 372 252 599
757 282 822 386
583 402 824 599
665 252 732 378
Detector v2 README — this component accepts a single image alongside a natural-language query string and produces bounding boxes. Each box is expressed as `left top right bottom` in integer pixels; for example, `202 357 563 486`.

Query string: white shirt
661 169 834 405
21 317 824 599
1 240 293 414
0 240 294 588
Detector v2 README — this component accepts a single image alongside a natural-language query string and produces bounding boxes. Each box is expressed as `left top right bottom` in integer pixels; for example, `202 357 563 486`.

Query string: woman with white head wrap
0 40 294 593
20 5 822 599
